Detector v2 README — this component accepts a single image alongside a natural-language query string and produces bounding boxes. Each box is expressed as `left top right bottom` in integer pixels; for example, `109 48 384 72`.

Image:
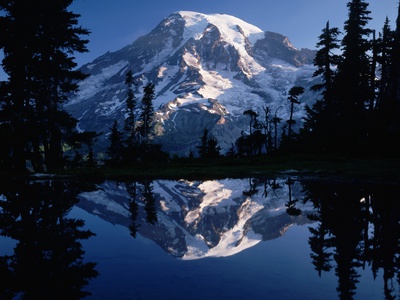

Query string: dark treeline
299 0 400 156
1 0 399 174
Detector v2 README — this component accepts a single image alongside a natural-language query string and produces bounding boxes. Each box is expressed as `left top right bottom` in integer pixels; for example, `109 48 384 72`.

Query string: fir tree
139 82 155 142
331 0 372 153
124 70 136 147
336 0 372 110
196 128 221 159
311 21 341 106
206 136 221 159
74 131 101 168
301 21 341 152
374 5 400 153
0 0 90 171
287 86 304 142
106 120 124 166
243 109 258 135
375 17 394 111
197 128 209 158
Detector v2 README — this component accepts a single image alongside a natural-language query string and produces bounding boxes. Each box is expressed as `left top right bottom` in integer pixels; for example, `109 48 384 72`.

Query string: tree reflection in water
0 180 98 299
303 181 400 300
125 180 158 238
285 177 302 216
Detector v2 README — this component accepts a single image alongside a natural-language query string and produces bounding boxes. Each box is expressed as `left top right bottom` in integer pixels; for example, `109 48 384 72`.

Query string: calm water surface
0 177 398 299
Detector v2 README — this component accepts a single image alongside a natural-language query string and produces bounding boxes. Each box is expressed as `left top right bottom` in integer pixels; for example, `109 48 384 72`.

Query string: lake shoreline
3 156 397 185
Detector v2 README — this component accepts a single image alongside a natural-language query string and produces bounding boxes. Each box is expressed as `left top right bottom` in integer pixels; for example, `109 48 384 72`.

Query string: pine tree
124 70 136 146
311 21 341 106
0 0 90 171
106 120 124 166
197 128 209 158
74 131 101 168
331 0 372 153
301 21 341 152
375 17 394 111
139 82 155 142
337 0 372 110
206 136 221 159
374 5 400 153
287 86 304 142
243 109 258 135
197 128 221 159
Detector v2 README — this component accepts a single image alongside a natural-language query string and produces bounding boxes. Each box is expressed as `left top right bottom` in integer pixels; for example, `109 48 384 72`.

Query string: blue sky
69 0 399 68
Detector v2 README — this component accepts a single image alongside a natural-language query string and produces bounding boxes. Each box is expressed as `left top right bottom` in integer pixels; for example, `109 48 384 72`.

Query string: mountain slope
66 11 318 155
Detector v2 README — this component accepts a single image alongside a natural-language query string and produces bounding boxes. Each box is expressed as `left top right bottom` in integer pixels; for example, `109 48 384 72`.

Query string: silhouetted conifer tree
139 82 155 143
301 21 341 152
106 120 124 166
286 86 304 142
0 0 90 171
374 4 400 153
197 128 209 158
333 0 372 153
124 70 136 147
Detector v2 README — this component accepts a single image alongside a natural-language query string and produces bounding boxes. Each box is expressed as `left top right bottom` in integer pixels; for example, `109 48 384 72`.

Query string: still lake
0 176 399 299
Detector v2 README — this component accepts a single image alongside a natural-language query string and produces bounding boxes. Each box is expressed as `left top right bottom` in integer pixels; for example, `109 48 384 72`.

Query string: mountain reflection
77 178 315 259
0 180 98 299
303 181 400 300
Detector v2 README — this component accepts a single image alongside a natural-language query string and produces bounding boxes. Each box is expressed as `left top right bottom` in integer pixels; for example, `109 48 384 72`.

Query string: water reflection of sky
69 205 383 300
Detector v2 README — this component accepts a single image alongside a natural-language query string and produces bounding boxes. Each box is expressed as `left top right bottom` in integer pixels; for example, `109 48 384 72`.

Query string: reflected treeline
0 180 99 299
303 181 400 300
285 178 302 216
125 180 158 238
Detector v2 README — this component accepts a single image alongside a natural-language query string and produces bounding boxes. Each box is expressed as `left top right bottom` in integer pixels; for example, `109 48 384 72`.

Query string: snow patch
68 60 129 106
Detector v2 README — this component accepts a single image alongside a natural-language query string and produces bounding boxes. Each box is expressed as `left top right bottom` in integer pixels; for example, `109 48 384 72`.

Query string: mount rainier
66 11 318 155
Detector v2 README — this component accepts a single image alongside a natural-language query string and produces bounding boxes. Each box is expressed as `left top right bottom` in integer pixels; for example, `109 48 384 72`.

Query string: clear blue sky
70 0 398 67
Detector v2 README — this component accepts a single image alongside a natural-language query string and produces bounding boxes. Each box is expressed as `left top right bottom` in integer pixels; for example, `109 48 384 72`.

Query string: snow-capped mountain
77 178 315 260
66 11 318 155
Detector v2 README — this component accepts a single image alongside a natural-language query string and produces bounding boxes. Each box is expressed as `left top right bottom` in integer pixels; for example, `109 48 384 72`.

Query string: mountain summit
67 11 317 155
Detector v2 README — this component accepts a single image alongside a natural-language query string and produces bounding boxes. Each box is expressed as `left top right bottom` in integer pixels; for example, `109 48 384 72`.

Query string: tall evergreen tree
301 21 341 151
206 136 221 159
106 120 124 166
330 0 372 153
336 0 372 111
197 128 209 158
243 109 258 135
375 17 394 111
374 5 400 153
139 82 155 142
311 21 341 106
124 70 136 147
0 0 90 171
287 86 304 142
